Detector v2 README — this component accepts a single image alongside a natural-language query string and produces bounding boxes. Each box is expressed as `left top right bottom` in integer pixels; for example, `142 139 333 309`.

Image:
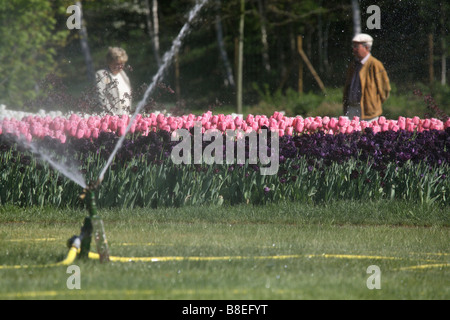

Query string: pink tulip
170 121 179 131
158 120 167 129
372 125 381 134
275 112 284 121
388 121 395 130
258 118 267 128
338 116 348 128
117 125 126 137
64 121 72 132
286 127 294 136
110 119 118 131
328 118 338 130
217 122 227 132
76 129 85 139
422 119 431 129
227 121 236 130
69 126 77 137
445 119 450 129
59 134 67 144
309 121 319 131
92 128 99 139
101 121 109 132
295 121 304 133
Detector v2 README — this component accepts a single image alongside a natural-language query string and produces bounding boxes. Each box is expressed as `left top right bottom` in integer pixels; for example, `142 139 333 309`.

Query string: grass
0 200 448 300
181 83 448 121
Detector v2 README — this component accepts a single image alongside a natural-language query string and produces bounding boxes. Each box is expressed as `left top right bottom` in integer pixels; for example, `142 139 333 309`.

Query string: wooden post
175 51 181 103
429 33 434 85
236 0 245 114
298 36 304 94
297 35 326 94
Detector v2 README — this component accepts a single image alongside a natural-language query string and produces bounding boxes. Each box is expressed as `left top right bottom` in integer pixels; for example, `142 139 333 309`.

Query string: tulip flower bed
1 111 450 143
0 111 449 208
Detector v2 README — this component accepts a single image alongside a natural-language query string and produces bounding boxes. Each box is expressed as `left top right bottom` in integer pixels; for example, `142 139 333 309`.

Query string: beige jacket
343 56 391 120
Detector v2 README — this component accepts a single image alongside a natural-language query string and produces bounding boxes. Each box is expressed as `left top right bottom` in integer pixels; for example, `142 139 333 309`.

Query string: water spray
98 0 210 183
64 0 209 264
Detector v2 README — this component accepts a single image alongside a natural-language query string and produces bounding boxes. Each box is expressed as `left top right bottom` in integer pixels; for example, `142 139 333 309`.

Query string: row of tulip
1 109 449 143
2 132 448 208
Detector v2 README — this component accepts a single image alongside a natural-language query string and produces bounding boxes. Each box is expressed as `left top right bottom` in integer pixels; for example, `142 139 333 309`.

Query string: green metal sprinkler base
69 184 110 263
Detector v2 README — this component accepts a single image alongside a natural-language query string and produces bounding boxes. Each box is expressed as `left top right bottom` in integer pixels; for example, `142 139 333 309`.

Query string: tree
0 0 69 109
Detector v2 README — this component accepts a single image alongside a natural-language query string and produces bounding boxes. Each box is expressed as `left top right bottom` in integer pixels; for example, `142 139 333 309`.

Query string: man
96 47 132 115
343 33 391 122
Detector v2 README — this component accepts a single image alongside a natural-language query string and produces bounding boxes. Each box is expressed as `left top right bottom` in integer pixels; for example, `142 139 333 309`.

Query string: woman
96 47 132 115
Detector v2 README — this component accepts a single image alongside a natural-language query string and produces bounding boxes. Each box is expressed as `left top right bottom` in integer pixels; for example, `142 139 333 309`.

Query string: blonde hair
106 47 128 65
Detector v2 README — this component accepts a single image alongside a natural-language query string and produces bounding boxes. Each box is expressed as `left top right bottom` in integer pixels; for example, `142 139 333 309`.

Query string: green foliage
251 83 324 116
0 0 69 109
1 144 448 209
2 0 450 113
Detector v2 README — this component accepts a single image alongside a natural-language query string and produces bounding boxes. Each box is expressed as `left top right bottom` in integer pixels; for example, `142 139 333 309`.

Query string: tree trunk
215 0 235 87
76 1 95 83
257 0 271 72
429 33 434 85
351 0 361 36
144 0 161 66
236 0 245 114
152 0 161 66
440 2 447 85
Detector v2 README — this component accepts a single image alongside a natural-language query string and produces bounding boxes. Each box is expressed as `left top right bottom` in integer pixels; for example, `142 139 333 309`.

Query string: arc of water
98 0 210 183
26 140 87 189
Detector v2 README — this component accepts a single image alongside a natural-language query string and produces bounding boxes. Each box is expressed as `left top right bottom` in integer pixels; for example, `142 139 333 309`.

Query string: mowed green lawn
0 201 448 300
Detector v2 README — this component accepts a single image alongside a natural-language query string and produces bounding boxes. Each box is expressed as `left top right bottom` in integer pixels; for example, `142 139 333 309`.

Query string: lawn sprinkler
67 179 110 263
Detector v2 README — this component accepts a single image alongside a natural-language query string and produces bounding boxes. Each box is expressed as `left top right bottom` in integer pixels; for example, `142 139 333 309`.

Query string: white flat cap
352 33 373 46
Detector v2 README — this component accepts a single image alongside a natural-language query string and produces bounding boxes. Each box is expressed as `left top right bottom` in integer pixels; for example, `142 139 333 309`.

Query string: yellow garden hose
1 243 447 270
0 246 78 270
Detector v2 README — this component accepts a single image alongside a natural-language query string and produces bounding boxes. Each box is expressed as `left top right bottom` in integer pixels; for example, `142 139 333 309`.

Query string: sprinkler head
88 178 103 191
79 178 103 200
